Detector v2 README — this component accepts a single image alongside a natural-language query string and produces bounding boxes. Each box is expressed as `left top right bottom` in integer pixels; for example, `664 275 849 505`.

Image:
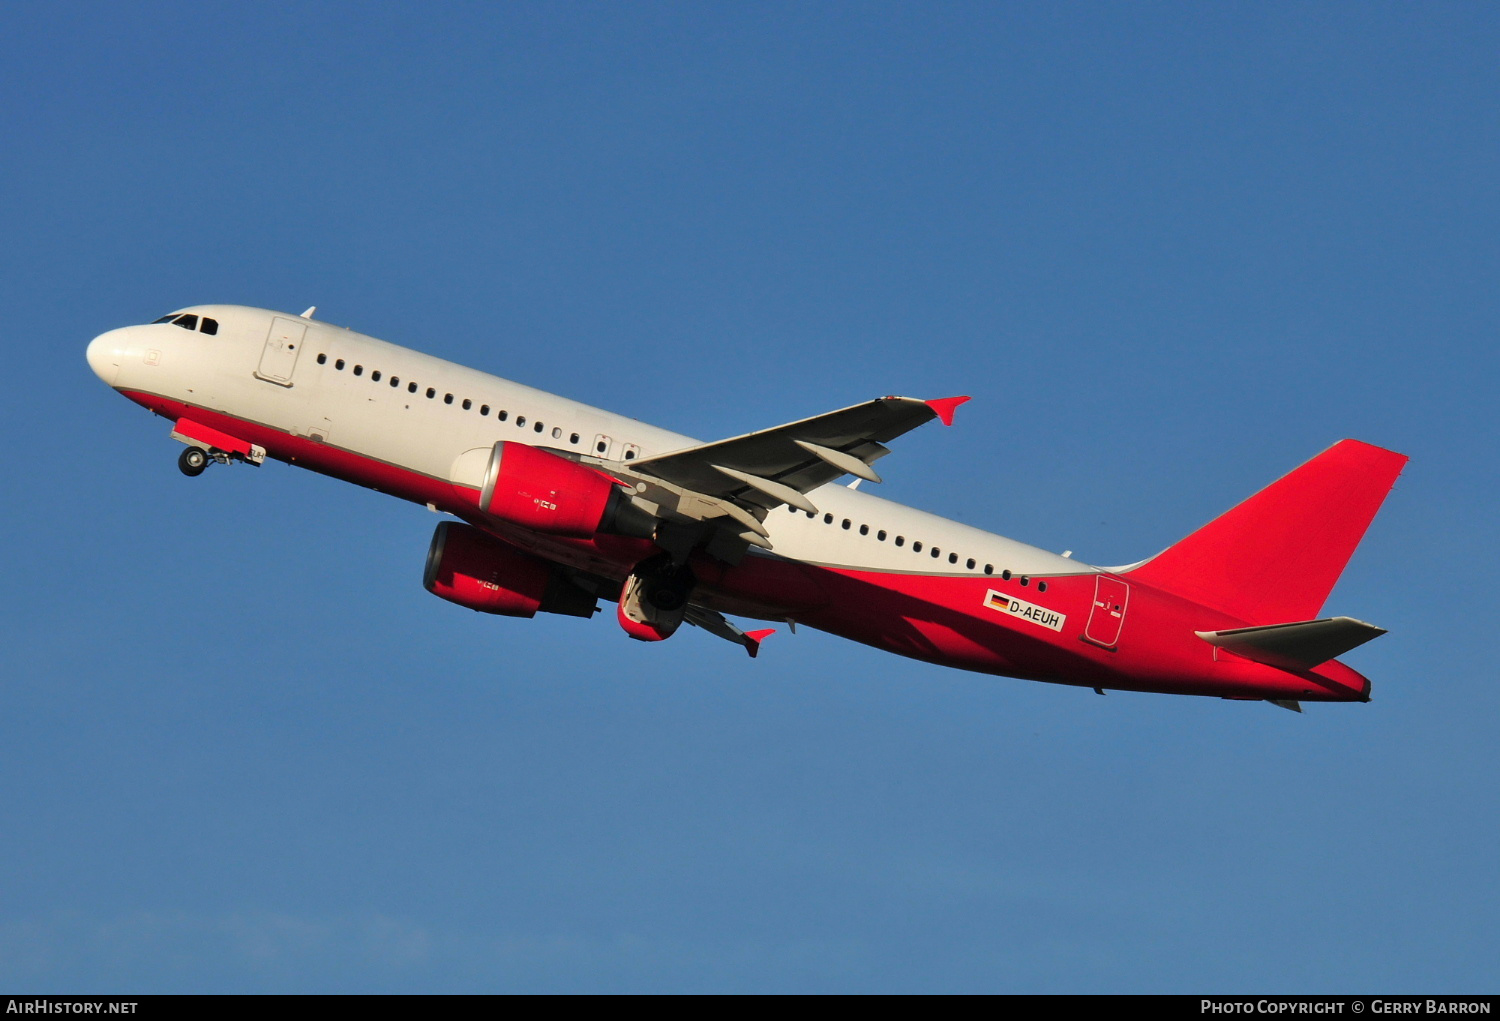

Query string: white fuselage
89 304 1085 583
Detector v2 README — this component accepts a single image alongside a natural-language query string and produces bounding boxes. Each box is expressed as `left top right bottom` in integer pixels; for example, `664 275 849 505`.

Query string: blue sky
2 1 1496 993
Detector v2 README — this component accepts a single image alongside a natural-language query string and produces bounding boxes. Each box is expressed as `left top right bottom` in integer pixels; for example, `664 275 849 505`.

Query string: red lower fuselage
119 387 1373 704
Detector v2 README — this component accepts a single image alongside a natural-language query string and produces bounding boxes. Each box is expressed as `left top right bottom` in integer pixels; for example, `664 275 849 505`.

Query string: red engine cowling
479 441 622 538
423 521 596 618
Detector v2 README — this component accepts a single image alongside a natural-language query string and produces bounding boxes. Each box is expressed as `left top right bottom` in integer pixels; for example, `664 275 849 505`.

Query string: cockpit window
150 313 219 334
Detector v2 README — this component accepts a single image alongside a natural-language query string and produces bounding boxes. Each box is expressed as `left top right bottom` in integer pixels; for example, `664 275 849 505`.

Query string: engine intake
423 521 597 618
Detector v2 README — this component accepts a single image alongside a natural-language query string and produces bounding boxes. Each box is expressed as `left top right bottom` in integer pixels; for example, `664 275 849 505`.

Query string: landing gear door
1083 575 1130 649
255 317 307 387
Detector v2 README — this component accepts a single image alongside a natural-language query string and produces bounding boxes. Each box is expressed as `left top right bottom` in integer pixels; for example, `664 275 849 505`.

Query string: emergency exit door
255 317 306 386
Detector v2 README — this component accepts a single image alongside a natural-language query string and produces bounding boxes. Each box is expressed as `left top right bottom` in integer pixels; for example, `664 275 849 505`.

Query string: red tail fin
1125 440 1408 623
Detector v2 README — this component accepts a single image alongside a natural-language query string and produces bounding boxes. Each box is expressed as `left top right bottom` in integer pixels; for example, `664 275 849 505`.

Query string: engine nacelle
423 521 597 618
616 553 694 642
479 441 624 539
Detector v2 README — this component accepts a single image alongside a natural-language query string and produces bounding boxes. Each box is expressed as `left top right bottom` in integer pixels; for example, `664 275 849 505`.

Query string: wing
629 395 969 516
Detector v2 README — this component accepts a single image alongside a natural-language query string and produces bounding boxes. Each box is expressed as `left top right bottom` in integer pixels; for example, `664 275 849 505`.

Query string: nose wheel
178 446 209 477
177 443 259 476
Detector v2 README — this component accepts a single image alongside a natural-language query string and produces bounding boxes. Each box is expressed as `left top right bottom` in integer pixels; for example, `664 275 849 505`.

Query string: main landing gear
617 553 696 642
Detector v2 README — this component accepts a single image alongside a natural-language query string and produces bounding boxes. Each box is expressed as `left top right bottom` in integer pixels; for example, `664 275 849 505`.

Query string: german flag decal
984 589 1066 632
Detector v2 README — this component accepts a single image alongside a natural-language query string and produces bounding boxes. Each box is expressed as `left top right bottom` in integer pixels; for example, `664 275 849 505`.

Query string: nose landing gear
177 444 259 476
169 420 267 477
178 446 209 477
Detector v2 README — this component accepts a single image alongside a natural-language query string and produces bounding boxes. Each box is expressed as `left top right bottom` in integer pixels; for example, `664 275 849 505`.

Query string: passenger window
426 388 436 399
517 416 526 427
913 542 923 552
877 530 887 541
570 433 580 444
390 377 400 388
462 398 472 410
1038 581 1048 593
841 519 851 530
552 427 562 439
336 359 346 370
408 382 418 393
931 547 941 558
317 354 327 365
823 514 834 524
984 565 994 575
199 318 219 335
353 365 363 376
966 558 976 569
596 439 606 452
859 524 869 536
499 411 508 422
624 449 636 460
534 421 544 433
948 553 958 564
895 536 905 547
372 370 381 382
444 393 453 404
1002 570 1012 581
480 405 490 416
173 315 198 331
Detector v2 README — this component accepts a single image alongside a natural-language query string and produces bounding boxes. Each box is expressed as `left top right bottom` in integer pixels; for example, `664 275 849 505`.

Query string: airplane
86 304 1408 711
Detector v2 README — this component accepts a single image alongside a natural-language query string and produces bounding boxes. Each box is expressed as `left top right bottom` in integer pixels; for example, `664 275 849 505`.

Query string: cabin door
1084 575 1130 648
255 317 306 387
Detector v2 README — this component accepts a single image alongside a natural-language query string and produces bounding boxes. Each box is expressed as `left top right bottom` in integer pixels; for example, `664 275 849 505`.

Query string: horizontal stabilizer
1195 617 1387 672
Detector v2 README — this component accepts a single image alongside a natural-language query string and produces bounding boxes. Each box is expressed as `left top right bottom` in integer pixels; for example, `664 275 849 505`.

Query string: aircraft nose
87 329 124 386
